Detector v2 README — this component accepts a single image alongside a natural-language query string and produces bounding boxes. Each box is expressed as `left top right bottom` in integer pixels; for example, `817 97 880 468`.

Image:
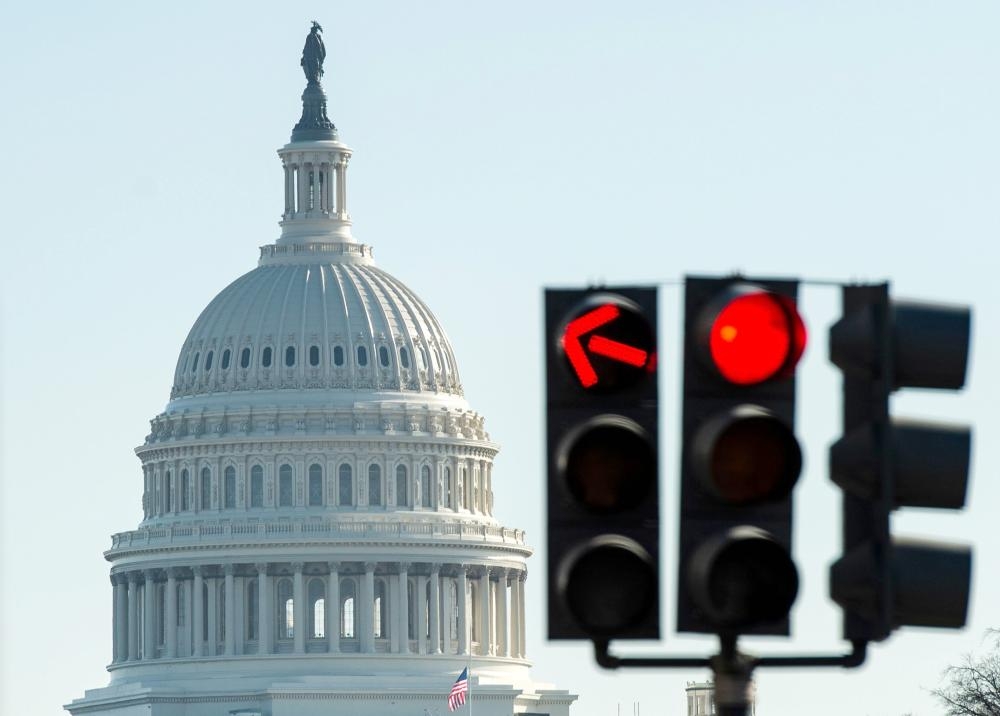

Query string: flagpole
467 649 473 716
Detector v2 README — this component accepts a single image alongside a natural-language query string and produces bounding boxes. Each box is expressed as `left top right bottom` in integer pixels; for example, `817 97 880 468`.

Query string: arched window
250 465 264 507
395 465 408 507
338 464 353 506
421 465 432 508
205 351 214 371
308 464 323 506
333 345 345 366
181 469 190 511
357 346 368 366
308 578 326 639
192 352 200 373
368 464 382 506
246 580 258 640
443 467 452 509
285 346 296 367
374 580 387 638
341 580 356 638
277 578 294 639
279 464 293 507
240 347 251 369
200 467 211 510
378 345 390 367
400 347 410 369
164 471 172 513
224 466 236 508
262 346 273 368
309 345 320 366
221 348 231 370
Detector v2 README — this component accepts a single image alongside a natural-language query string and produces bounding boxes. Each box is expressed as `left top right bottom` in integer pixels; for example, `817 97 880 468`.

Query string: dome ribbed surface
170 260 463 402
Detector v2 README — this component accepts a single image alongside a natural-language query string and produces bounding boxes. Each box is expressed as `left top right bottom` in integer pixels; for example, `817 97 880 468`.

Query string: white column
417 575 428 654
224 565 235 656
457 567 469 656
478 570 490 656
127 574 139 661
429 565 441 654
165 569 178 658
283 164 293 216
325 162 334 214
296 160 308 214
397 564 410 654
256 563 271 654
361 563 375 653
206 576 218 656
184 575 194 656
497 570 509 658
143 571 155 660
235 576 245 655
327 562 340 653
114 576 127 663
510 574 521 658
192 568 204 656
293 563 305 654
441 573 452 655
518 572 527 657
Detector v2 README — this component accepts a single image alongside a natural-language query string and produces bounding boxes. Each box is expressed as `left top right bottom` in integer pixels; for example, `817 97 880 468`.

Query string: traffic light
545 287 659 640
829 283 973 641
677 276 806 635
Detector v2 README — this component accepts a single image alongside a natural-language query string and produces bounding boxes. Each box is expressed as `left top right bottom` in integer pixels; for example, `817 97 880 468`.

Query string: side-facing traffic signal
829 283 973 641
677 276 806 635
546 287 659 640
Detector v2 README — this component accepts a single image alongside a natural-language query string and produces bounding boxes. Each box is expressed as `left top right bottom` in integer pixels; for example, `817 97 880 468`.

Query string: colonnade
110 561 527 664
281 155 349 220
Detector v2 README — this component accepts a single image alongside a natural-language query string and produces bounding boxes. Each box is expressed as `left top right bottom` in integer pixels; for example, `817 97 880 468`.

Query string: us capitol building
67 24 575 716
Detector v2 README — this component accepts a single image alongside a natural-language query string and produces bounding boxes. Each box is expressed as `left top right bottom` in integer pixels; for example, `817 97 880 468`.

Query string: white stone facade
67 42 574 716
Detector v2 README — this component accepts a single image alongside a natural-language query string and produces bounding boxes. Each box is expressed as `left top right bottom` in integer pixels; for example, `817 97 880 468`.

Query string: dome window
357 346 368 366
224 466 236 509
279 464 293 506
221 349 231 370
205 351 214 371
308 464 323 506
285 346 296 367
368 464 382 506
262 347 273 368
240 347 251 369
333 345 345 366
399 347 410 369
378 346 390 367
192 352 200 373
338 464 353 506
396 465 408 507
419 347 429 370
250 465 264 507
309 345 320 367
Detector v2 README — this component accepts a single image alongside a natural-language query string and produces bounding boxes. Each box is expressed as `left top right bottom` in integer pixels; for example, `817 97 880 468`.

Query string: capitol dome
68 24 574 716
169 248 465 406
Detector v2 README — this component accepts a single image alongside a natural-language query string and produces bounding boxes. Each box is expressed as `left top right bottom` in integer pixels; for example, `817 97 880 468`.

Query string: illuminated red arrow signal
562 304 652 388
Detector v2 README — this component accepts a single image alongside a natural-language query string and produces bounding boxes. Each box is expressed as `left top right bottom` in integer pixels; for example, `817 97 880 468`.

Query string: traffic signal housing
829 283 973 642
545 287 659 640
677 276 805 635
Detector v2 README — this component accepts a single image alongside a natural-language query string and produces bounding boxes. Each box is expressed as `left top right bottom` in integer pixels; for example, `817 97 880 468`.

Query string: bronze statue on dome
301 21 326 84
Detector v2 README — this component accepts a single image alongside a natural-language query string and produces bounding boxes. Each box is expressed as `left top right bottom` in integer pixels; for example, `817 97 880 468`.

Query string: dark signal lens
560 536 658 636
560 417 656 514
693 406 801 505
708 290 806 385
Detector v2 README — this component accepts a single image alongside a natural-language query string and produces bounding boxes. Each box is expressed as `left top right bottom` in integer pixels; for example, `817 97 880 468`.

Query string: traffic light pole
594 637 868 716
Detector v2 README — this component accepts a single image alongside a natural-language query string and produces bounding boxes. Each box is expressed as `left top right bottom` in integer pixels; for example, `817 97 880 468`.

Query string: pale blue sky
2 2 998 715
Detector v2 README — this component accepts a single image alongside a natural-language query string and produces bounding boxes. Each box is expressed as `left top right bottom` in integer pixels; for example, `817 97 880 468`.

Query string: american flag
448 667 469 711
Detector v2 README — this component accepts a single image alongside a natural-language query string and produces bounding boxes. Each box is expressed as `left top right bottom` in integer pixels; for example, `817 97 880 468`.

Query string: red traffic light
560 294 656 392
698 286 806 385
